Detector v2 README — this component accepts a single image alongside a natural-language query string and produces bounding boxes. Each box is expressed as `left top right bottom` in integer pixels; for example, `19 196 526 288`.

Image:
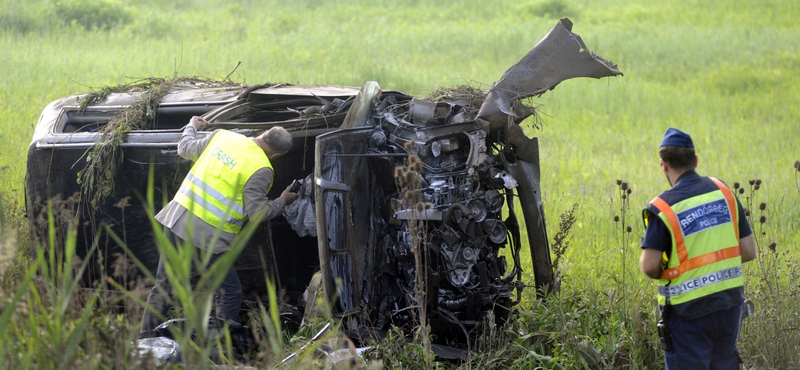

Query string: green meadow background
1 0 798 368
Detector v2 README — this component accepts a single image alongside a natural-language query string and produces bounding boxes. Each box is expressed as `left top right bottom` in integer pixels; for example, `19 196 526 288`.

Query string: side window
60 110 116 133
58 105 222 133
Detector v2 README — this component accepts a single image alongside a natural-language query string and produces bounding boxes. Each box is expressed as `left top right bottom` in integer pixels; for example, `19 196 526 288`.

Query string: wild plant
362 326 433 369
610 179 660 368
795 160 800 194
550 203 578 294
0 193 10 278
736 179 800 368
75 77 241 211
0 162 362 368
393 140 434 368
0 201 113 369
100 167 277 366
612 179 634 314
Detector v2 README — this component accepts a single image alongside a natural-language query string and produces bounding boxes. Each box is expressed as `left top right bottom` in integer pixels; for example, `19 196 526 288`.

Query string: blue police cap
660 128 694 148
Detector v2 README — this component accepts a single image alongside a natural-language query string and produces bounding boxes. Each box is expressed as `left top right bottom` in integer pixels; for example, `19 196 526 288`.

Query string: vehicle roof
249 85 363 97
52 84 372 110
32 83 405 145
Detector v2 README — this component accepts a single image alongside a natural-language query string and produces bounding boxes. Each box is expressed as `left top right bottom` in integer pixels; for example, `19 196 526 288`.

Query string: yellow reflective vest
643 178 742 306
174 130 273 234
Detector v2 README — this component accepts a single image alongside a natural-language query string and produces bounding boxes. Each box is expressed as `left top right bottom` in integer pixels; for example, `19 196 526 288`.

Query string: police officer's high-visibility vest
643 178 743 306
174 130 273 234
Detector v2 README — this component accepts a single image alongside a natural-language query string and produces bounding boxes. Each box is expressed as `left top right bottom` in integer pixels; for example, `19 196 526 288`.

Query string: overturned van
26 18 620 347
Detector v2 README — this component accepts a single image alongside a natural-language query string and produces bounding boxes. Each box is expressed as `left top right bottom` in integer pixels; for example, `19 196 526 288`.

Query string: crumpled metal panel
504 123 552 290
314 128 377 314
477 18 622 128
341 81 381 129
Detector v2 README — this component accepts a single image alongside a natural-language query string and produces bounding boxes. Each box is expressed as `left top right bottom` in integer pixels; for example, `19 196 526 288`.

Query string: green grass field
1 0 799 368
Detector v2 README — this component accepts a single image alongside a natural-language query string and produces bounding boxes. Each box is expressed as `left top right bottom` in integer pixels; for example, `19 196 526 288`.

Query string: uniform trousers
665 304 742 370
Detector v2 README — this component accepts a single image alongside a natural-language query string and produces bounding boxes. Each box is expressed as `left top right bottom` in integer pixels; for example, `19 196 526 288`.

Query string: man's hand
281 185 300 206
189 116 208 130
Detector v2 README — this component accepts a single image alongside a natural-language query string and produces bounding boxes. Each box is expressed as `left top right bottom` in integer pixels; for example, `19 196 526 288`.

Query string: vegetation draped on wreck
422 84 488 115
76 77 242 210
422 84 544 129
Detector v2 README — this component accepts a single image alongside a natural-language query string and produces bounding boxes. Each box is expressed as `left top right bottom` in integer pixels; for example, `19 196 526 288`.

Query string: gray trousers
140 228 242 336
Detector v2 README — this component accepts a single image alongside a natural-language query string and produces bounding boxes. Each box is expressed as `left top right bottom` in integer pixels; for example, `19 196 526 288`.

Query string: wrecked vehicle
26 19 620 349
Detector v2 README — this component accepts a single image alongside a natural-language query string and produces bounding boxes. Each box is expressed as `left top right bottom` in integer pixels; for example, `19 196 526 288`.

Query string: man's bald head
260 127 293 157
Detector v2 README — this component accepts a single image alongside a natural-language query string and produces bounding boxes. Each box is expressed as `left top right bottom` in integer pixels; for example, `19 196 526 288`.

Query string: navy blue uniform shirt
641 170 752 320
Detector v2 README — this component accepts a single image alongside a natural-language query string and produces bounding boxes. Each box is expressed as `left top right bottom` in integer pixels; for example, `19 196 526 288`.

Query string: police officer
140 116 299 336
640 128 756 369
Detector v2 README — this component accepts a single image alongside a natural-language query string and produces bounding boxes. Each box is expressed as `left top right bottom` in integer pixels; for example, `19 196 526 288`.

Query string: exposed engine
367 95 524 343
313 18 621 349
313 91 535 347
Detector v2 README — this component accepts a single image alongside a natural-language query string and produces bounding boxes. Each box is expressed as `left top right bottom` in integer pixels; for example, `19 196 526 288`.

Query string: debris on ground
134 316 257 365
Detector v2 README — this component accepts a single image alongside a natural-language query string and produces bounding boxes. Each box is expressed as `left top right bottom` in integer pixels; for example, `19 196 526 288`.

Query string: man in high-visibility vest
140 116 299 336
640 128 756 369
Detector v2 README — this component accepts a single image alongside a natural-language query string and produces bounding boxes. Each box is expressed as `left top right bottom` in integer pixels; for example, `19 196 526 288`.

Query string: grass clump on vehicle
422 84 488 115
76 77 242 210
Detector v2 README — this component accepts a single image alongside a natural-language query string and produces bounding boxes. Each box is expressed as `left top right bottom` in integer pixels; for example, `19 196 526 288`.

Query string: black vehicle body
26 83 370 309
26 19 620 346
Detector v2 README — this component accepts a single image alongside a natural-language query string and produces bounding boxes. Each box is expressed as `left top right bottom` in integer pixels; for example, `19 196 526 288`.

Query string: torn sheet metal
477 18 622 128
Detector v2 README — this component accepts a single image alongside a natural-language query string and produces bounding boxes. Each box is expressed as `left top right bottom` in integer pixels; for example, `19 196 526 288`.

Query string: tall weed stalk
394 141 433 368
611 179 659 368
736 179 800 368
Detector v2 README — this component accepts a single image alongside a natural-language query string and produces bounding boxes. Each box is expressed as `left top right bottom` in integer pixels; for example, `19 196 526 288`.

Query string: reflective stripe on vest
174 130 272 234
181 173 246 216
176 185 246 228
645 177 743 305
658 266 742 297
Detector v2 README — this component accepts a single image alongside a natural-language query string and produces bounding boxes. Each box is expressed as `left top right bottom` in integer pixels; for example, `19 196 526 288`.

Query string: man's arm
177 116 214 161
734 196 756 263
640 213 668 280
640 248 664 279
740 234 756 263
242 168 298 222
